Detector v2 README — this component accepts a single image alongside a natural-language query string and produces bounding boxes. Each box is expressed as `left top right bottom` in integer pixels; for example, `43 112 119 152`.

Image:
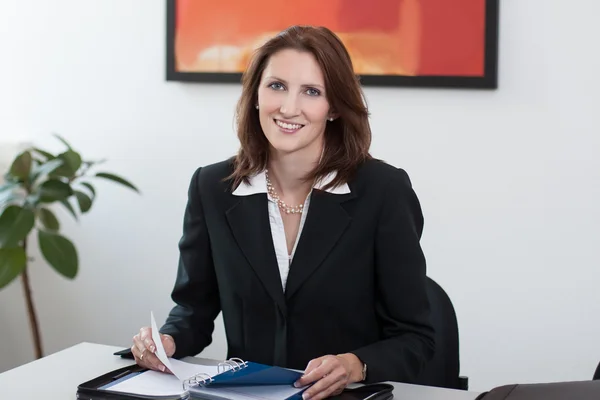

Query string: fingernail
302 393 310 400
294 381 300 388
150 345 155 352
160 365 166 372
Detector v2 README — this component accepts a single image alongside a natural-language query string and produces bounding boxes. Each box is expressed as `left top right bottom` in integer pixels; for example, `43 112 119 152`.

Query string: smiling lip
274 119 304 134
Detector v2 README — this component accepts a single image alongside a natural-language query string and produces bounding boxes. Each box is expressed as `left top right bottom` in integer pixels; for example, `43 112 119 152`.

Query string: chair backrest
594 361 600 380
415 277 464 389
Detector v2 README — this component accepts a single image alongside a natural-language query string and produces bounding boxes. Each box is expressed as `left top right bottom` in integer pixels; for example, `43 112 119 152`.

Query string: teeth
276 120 302 130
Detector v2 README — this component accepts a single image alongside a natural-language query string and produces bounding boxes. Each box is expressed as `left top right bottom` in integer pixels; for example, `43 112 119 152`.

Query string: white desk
0 342 482 400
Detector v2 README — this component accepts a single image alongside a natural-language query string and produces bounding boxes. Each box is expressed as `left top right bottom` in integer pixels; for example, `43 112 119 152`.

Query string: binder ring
217 358 248 373
218 361 232 373
229 357 248 368
183 372 214 389
218 360 241 373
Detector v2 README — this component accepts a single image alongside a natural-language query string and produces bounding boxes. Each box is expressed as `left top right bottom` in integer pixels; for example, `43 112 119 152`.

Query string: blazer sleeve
352 167 435 383
159 167 221 358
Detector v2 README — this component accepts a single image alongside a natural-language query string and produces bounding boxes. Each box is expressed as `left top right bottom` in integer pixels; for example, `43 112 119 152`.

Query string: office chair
594 361 600 380
414 277 468 390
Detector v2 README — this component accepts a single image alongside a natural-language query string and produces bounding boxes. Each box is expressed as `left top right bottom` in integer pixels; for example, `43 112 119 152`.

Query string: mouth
274 119 305 133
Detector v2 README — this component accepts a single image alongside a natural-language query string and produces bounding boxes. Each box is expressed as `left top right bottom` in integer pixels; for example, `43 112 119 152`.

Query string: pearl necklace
265 170 304 214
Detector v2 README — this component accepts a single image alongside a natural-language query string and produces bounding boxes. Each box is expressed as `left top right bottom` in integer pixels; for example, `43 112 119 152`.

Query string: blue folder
202 361 303 387
184 358 307 400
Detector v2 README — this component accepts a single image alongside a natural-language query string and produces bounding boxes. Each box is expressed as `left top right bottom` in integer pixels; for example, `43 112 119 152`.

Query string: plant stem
20 237 43 359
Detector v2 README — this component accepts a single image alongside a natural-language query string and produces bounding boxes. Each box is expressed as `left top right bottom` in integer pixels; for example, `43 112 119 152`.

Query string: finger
301 372 344 400
131 344 141 362
132 335 166 372
141 350 167 373
300 357 350 399
133 335 148 356
297 359 336 389
295 357 326 387
139 327 156 353
131 344 149 368
300 357 336 385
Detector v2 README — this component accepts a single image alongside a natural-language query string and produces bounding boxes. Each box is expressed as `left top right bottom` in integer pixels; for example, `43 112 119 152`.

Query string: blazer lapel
225 194 287 315
285 190 356 300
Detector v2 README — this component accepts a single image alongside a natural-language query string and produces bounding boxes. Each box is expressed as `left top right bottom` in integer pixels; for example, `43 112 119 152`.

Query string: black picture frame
165 0 500 89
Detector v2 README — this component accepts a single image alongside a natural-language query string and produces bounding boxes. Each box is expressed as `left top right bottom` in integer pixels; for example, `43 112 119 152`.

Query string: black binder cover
77 364 395 400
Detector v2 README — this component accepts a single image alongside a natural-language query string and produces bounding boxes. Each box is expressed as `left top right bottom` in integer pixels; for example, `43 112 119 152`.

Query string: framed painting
166 0 499 89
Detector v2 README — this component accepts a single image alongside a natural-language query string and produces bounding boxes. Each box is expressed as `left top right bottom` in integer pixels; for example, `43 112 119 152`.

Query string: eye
268 82 285 91
306 87 321 96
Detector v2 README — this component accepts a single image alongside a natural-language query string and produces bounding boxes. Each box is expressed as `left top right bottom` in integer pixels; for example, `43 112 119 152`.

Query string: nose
279 92 300 117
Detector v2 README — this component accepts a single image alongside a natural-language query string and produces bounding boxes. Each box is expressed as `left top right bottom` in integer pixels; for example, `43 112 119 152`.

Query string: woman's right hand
131 326 176 373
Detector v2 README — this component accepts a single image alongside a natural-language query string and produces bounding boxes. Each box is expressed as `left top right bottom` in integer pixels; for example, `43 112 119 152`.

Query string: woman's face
257 49 333 159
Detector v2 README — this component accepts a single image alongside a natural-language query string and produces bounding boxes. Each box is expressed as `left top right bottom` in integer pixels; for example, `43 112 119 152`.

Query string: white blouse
232 170 350 290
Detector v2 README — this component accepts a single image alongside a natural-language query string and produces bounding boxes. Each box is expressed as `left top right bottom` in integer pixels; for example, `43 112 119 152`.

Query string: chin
266 134 302 153
270 143 303 155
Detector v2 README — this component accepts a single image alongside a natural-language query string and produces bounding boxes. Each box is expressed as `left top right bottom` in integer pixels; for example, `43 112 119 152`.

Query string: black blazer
160 158 435 384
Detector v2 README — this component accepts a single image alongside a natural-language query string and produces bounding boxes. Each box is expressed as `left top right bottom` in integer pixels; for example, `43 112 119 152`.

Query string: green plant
0 134 139 359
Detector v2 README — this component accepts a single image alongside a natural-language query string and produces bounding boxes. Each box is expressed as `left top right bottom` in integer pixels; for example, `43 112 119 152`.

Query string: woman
132 25 434 400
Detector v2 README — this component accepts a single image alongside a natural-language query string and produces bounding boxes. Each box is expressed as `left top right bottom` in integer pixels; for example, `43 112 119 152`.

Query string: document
150 311 206 382
104 312 219 397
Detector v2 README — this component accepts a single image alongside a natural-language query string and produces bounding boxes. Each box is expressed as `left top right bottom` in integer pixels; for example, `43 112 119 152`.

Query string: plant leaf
31 148 55 160
38 230 78 279
9 151 32 181
30 158 64 182
51 150 82 178
38 208 60 231
61 150 82 173
79 182 96 199
0 247 26 289
53 133 73 150
74 190 92 213
38 179 73 203
59 199 78 221
95 172 139 193
0 205 35 248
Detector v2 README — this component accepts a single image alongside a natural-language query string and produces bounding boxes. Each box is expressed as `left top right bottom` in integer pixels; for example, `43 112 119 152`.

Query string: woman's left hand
294 353 363 400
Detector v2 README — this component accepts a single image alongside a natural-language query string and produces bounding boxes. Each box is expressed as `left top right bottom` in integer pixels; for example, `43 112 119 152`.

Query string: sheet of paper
105 312 220 397
106 370 185 397
151 311 179 378
151 311 219 382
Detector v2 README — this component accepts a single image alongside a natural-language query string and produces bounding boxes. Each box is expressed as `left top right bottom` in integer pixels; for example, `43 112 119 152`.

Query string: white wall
1 0 599 392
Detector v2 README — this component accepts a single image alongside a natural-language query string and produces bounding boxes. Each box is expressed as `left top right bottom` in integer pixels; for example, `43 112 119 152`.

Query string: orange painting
166 0 499 88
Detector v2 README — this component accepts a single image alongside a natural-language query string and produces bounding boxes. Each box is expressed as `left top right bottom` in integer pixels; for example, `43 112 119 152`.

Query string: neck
267 147 321 197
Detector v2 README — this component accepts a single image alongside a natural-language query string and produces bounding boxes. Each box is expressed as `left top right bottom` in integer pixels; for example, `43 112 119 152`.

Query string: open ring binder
77 356 394 400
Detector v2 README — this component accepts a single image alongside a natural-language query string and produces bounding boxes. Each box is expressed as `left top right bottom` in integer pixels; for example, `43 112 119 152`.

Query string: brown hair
229 25 372 191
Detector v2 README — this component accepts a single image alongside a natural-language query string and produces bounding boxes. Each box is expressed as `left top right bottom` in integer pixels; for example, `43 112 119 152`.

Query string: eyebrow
265 76 325 90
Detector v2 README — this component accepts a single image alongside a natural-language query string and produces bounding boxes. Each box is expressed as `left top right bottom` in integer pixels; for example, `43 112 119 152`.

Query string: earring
328 117 334 121
255 105 259 110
